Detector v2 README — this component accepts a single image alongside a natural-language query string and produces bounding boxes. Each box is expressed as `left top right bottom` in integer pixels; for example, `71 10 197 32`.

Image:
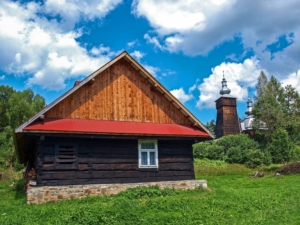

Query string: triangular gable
15 51 213 138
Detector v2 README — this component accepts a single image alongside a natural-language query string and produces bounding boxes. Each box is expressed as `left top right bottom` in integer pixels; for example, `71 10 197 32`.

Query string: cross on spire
220 72 231 95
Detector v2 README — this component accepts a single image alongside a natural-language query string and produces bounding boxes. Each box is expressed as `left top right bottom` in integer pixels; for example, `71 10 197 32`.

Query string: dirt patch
276 162 300 175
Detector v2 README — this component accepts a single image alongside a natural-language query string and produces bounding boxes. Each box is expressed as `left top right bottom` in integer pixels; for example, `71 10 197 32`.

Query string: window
138 140 158 168
55 143 78 170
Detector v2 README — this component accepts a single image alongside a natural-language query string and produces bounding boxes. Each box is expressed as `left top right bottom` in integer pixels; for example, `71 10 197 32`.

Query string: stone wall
27 179 207 204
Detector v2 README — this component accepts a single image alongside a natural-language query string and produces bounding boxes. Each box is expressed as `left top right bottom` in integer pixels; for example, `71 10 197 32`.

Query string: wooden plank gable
45 58 191 125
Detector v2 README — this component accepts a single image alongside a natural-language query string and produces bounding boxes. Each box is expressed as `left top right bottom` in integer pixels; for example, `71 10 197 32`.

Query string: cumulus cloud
196 57 262 109
133 0 300 76
170 87 193 104
0 0 122 90
133 0 233 35
144 34 164 50
143 64 160 78
0 75 5 80
44 0 123 30
282 70 300 93
130 50 145 61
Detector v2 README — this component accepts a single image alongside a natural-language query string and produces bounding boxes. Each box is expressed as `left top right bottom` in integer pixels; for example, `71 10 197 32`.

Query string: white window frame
138 140 158 168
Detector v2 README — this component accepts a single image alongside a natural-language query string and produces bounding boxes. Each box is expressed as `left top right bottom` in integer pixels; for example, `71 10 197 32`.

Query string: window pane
141 152 147 165
149 152 155 165
141 142 155 149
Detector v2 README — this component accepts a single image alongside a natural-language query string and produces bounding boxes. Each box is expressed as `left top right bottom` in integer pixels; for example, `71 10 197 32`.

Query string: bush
267 128 292 163
193 142 225 160
245 150 265 168
193 142 210 159
290 144 300 161
206 144 225 160
216 134 260 154
224 146 245 164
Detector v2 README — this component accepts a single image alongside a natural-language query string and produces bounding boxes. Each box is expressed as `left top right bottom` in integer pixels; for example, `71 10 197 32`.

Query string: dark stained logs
36 137 195 186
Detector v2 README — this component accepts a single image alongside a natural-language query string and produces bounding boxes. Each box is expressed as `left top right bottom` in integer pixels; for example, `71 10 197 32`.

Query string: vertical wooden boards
45 59 191 125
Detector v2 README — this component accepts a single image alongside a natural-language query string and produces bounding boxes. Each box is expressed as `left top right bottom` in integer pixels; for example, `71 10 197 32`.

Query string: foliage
224 146 245 164
290 144 300 161
193 141 211 159
117 186 179 199
267 128 292 163
194 135 265 167
216 134 260 153
253 72 300 145
244 149 266 168
205 119 216 136
0 85 45 170
1 163 300 225
193 141 225 160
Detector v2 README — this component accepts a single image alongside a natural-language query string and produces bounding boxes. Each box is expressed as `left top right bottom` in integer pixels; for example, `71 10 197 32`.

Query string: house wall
35 136 195 186
45 58 191 125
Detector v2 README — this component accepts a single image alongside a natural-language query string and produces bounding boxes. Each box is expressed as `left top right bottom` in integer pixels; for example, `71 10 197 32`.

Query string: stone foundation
27 179 207 204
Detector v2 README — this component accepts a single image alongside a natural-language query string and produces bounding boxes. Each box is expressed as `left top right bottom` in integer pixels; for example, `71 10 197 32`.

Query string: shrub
244 149 265 168
193 142 210 159
267 128 292 163
290 144 300 161
216 134 260 154
193 142 225 160
224 146 245 164
206 144 225 160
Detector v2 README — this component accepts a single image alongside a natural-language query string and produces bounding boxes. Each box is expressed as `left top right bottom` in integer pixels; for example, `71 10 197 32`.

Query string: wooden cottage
14 51 213 203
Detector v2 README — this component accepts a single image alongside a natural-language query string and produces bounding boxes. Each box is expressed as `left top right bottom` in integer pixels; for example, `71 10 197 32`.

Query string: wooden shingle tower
215 73 240 138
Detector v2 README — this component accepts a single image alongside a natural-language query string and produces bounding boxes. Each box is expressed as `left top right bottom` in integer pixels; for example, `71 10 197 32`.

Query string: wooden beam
88 78 95 85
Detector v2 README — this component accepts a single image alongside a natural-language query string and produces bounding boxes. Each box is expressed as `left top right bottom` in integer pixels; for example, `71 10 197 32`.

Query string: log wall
36 137 195 186
45 59 191 125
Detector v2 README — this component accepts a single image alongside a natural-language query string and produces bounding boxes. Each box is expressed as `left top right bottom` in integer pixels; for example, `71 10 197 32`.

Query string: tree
267 128 292 163
253 72 300 145
252 72 300 163
0 85 45 170
205 119 216 136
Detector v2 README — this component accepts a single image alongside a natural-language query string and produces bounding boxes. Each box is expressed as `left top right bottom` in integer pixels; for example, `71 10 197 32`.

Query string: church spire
245 97 253 117
220 71 231 95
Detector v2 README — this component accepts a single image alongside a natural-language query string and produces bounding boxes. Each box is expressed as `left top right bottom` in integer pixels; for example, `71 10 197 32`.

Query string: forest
0 86 45 170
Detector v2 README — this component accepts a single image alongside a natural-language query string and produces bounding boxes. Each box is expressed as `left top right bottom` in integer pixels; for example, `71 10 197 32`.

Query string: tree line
0 85 45 170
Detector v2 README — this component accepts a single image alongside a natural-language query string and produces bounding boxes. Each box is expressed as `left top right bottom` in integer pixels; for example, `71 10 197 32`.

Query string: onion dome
245 98 253 116
220 73 231 95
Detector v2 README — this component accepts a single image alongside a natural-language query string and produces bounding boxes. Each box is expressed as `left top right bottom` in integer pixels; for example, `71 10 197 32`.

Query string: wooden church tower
215 74 240 138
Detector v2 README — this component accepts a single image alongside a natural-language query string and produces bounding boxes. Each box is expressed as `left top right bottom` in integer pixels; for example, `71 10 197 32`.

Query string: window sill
138 167 159 172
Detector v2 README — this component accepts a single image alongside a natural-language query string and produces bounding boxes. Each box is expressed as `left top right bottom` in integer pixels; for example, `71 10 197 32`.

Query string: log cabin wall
36 137 195 186
45 59 191 125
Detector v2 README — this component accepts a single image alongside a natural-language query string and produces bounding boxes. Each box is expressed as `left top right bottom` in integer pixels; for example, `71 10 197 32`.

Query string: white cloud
0 75 5 80
130 50 145 61
133 0 300 76
282 70 300 93
133 0 233 35
196 57 262 109
0 0 121 90
127 40 138 48
44 0 123 30
144 33 163 50
170 88 193 104
143 64 159 77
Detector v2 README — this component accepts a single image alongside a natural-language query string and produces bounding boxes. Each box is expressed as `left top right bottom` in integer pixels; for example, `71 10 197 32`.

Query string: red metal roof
23 118 210 137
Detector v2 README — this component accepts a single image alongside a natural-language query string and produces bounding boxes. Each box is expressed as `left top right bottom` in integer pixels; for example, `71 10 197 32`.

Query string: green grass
0 162 300 225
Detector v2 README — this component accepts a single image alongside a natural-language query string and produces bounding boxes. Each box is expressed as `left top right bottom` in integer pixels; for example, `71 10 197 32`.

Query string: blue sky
1 0 300 124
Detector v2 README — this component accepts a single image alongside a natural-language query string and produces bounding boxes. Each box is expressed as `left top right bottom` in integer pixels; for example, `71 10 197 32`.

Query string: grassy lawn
0 161 300 225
